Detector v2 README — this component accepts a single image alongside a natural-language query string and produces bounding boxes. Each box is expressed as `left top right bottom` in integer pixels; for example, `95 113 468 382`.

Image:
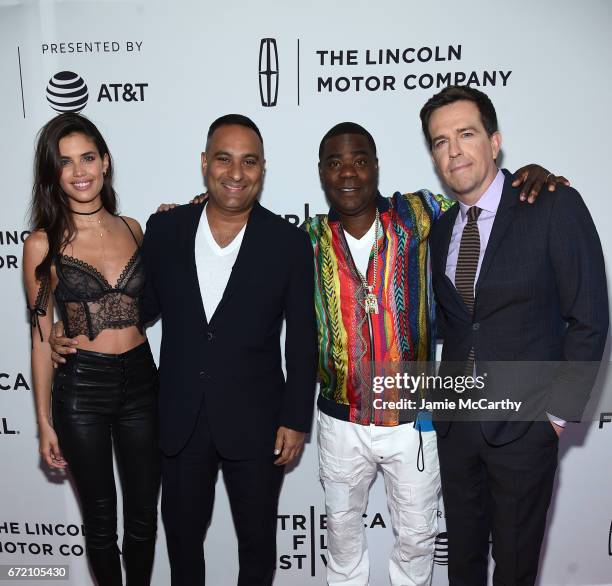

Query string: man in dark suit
421 86 608 585
141 115 317 585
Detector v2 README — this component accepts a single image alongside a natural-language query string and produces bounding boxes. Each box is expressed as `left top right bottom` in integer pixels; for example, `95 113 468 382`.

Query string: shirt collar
458 169 504 220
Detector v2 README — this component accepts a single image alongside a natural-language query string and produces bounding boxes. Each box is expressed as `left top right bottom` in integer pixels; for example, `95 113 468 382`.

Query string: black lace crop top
29 218 145 342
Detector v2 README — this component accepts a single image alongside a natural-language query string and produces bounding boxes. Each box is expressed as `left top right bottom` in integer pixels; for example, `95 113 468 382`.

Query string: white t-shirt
194 206 246 321
343 219 377 278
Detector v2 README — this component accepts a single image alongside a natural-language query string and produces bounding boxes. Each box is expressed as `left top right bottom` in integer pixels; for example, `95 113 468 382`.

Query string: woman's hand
38 420 67 469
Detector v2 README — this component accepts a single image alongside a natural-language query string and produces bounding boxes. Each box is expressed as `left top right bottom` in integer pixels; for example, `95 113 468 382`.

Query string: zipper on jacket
366 311 376 423
339 222 379 424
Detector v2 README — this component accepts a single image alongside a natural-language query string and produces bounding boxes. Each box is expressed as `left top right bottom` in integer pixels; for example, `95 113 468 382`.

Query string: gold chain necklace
75 210 106 239
355 208 380 315
73 209 108 264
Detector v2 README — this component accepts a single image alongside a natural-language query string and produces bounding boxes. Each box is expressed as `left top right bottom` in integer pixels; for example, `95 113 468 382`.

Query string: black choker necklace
72 204 104 216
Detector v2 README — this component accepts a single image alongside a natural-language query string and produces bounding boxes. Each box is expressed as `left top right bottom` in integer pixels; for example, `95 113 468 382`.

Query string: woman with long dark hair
23 113 159 586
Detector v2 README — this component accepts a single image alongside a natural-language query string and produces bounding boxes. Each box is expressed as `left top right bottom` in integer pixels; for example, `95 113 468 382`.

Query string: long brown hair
29 113 118 281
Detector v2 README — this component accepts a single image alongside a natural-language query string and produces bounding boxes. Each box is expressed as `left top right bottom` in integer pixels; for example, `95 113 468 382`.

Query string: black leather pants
53 341 161 586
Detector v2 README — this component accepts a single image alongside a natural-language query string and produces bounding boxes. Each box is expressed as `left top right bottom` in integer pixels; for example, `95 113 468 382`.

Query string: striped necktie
455 206 482 373
455 206 482 312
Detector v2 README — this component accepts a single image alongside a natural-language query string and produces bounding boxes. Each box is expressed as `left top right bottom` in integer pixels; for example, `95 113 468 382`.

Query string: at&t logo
46 71 148 113
46 71 88 113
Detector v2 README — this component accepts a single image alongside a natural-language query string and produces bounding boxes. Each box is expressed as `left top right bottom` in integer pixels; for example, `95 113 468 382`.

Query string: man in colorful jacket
303 122 561 586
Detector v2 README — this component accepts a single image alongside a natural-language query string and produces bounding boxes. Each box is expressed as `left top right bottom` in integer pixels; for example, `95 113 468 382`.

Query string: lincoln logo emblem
259 38 279 107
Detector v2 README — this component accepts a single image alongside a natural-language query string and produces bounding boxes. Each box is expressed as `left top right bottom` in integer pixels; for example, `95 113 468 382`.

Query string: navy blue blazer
141 200 317 457
430 170 608 444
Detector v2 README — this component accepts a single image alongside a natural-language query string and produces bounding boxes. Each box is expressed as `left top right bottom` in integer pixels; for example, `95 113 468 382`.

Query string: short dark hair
206 114 264 149
419 85 498 149
318 122 377 160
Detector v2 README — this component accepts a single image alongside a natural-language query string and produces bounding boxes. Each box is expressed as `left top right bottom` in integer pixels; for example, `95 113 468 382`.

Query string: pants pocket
318 447 371 568
398 508 437 564
318 447 364 514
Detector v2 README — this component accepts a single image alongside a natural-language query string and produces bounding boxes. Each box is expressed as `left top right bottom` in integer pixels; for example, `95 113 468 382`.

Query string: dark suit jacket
430 170 608 444
141 201 317 458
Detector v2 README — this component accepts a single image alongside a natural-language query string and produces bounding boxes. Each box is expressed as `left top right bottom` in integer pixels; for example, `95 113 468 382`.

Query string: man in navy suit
141 115 317 585
423 86 608 586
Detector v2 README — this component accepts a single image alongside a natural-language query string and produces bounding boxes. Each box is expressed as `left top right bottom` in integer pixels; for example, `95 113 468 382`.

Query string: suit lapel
475 175 517 294
210 200 265 322
184 202 209 326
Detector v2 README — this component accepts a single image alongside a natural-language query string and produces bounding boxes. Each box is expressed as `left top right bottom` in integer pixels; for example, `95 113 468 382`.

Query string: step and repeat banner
1 1 611 584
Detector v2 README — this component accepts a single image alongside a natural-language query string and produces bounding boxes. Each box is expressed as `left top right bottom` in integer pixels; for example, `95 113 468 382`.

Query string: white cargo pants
318 411 440 586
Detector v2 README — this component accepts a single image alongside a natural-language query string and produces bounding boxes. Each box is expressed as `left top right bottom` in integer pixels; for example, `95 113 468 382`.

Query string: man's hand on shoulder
273 426 306 466
191 192 207 205
155 203 179 213
512 165 570 203
49 321 78 367
155 192 207 213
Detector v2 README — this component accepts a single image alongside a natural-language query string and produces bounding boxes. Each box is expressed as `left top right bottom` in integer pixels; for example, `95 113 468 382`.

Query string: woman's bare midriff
71 325 147 355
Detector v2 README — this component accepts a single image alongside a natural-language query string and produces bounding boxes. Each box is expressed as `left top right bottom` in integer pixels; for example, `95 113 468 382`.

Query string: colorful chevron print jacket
303 191 454 425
